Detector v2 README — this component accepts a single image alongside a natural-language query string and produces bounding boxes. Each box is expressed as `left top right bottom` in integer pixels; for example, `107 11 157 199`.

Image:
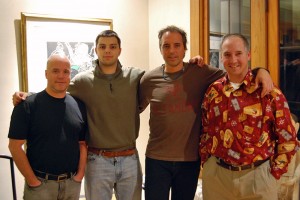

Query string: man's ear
295 122 299 133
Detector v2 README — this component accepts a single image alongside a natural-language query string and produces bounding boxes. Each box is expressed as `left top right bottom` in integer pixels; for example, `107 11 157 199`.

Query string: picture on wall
47 41 95 79
20 12 113 92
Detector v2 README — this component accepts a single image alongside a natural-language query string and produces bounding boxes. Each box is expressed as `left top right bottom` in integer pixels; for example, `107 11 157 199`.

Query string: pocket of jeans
130 153 138 160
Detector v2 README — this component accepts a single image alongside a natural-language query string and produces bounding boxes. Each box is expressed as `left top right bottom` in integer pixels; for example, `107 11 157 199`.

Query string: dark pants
144 157 200 200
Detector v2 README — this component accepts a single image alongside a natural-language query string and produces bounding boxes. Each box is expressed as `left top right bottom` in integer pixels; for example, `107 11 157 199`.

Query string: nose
169 45 176 53
104 47 111 53
229 55 238 63
57 72 68 78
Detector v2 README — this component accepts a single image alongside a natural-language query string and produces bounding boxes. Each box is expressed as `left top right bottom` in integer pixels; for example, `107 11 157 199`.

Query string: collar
220 70 257 97
93 59 122 79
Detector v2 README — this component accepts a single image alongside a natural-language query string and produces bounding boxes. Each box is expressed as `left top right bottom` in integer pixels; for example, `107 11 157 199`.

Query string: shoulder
268 86 286 100
142 66 162 80
65 94 83 104
72 69 94 81
65 95 86 115
25 91 45 104
122 66 145 78
14 91 43 114
206 76 226 91
186 63 224 74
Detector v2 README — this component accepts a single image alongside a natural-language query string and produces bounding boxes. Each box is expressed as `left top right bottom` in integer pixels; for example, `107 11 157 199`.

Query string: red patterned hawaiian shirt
200 70 298 179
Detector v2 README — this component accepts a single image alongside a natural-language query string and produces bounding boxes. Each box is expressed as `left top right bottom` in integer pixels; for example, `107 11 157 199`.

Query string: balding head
47 54 71 70
45 54 71 98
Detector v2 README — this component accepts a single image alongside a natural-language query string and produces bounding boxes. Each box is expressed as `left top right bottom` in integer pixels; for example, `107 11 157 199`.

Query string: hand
189 55 205 67
27 178 42 187
291 59 300 66
72 173 83 182
12 91 28 106
254 69 274 97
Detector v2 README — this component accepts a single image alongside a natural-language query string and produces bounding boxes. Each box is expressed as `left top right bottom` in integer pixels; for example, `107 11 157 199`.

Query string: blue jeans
144 157 200 200
85 151 142 200
24 177 81 200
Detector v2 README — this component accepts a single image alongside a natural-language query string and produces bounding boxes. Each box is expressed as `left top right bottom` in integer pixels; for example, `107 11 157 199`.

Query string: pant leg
114 152 142 200
84 152 115 200
62 177 82 200
24 178 59 200
144 157 172 200
171 160 200 200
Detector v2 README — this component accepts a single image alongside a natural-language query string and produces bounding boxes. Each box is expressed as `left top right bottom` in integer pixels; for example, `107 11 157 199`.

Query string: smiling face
160 31 186 72
220 35 250 83
45 54 71 98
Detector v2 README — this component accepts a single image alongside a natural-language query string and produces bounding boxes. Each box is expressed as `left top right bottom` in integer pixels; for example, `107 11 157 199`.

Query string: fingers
12 92 25 106
198 57 204 66
260 81 274 97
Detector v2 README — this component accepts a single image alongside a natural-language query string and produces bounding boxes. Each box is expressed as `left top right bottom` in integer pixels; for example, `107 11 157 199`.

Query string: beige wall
0 0 190 199
148 0 191 69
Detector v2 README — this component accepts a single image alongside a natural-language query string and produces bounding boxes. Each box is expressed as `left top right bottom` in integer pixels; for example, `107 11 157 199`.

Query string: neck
164 62 184 73
99 65 117 74
99 62 118 74
45 88 66 98
227 71 248 83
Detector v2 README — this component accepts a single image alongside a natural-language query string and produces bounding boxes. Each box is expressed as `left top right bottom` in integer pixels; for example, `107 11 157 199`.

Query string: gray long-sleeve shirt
68 60 145 150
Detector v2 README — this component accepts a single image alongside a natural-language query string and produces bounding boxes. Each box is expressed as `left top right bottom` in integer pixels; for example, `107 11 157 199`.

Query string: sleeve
138 72 150 113
251 67 269 76
68 76 80 98
8 101 31 140
75 98 87 142
199 86 212 164
203 65 226 86
270 88 298 179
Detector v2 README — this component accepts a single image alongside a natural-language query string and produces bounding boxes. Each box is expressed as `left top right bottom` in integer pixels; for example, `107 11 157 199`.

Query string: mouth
228 65 240 68
168 56 177 60
103 56 113 59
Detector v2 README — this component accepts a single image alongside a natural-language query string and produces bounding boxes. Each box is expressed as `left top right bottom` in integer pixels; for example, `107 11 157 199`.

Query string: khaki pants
202 156 278 200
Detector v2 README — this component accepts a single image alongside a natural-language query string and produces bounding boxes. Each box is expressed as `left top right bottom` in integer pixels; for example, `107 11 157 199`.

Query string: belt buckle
57 174 68 182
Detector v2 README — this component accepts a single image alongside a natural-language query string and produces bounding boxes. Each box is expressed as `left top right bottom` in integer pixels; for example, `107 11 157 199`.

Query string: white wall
148 0 191 70
0 0 190 199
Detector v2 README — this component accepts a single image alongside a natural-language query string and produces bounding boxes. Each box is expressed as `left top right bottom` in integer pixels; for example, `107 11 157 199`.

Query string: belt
34 170 75 182
88 147 135 157
216 158 269 171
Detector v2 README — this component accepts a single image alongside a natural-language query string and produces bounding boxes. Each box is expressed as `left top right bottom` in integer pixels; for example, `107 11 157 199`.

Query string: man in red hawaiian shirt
200 33 299 200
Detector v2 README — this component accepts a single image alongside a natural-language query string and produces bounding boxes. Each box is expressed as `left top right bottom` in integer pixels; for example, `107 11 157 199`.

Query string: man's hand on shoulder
189 55 205 67
254 68 274 97
12 91 28 106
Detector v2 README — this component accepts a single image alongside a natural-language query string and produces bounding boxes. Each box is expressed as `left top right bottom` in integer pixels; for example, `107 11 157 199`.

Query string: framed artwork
20 12 113 92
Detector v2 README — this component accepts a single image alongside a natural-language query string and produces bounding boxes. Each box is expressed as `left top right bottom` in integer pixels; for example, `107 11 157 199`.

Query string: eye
98 45 106 49
110 45 117 49
64 70 70 75
223 53 230 58
162 44 170 49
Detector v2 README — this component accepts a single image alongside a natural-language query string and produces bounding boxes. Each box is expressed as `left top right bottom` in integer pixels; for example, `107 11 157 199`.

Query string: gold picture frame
21 12 113 92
